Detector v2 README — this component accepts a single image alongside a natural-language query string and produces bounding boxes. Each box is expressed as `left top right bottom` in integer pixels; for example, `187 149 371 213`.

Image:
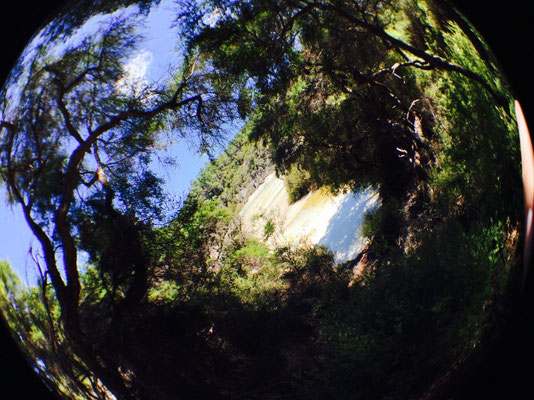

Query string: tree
180 0 514 242
0 1 522 398
182 0 509 188
1 260 103 399
0 10 241 399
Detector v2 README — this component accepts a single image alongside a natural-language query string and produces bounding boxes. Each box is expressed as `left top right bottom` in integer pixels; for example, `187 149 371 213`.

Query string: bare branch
0 120 16 130
370 59 432 80
57 96 85 145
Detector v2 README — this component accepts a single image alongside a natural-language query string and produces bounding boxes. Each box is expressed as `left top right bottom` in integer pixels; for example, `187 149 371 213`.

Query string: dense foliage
0 1 524 399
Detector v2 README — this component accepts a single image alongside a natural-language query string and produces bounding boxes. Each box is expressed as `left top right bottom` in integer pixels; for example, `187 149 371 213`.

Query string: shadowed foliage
0 1 524 399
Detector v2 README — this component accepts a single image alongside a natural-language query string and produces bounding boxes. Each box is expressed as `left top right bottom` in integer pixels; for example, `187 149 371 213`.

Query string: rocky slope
239 172 378 263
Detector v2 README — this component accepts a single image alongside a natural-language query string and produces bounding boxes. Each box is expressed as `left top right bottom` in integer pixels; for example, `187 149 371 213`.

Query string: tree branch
2 129 68 305
0 120 16 131
300 0 510 112
57 96 85 145
44 66 86 144
51 83 204 312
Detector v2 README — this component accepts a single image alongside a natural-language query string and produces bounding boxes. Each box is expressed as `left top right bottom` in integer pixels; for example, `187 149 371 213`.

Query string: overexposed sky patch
116 49 154 96
47 6 141 61
127 50 154 80
202 8 223 27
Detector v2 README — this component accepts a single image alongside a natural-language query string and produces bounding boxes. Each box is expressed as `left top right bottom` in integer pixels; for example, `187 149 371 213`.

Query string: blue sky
0 0 237 285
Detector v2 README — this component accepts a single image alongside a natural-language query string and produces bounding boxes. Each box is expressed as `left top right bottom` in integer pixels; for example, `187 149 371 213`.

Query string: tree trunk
62 306 136 400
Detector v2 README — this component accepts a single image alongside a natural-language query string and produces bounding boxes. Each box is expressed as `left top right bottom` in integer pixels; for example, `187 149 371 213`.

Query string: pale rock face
239 172 379 263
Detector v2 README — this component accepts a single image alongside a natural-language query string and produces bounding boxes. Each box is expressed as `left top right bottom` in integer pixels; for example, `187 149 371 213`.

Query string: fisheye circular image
0 1 528 399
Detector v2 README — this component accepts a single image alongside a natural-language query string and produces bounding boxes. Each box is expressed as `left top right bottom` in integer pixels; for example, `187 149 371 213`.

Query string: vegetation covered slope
189 123 274 208
160 0 524 397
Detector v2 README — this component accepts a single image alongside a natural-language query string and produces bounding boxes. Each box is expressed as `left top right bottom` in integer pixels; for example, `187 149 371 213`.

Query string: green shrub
285 164 314 203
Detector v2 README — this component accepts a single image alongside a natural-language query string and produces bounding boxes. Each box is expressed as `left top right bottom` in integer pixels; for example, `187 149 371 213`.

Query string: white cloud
202 6 237 27
116 49 154 97
125 50 153 82
202 8 223 28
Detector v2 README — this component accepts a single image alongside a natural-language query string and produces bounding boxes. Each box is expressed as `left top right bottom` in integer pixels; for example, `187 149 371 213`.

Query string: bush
285 164 314 203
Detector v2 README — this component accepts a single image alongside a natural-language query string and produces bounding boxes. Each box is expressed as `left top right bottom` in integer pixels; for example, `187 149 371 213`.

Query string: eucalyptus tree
0 11 240 399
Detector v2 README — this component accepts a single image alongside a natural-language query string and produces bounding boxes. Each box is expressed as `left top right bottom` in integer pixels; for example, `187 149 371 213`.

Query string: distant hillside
187 123 378 265
189 124 274 208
